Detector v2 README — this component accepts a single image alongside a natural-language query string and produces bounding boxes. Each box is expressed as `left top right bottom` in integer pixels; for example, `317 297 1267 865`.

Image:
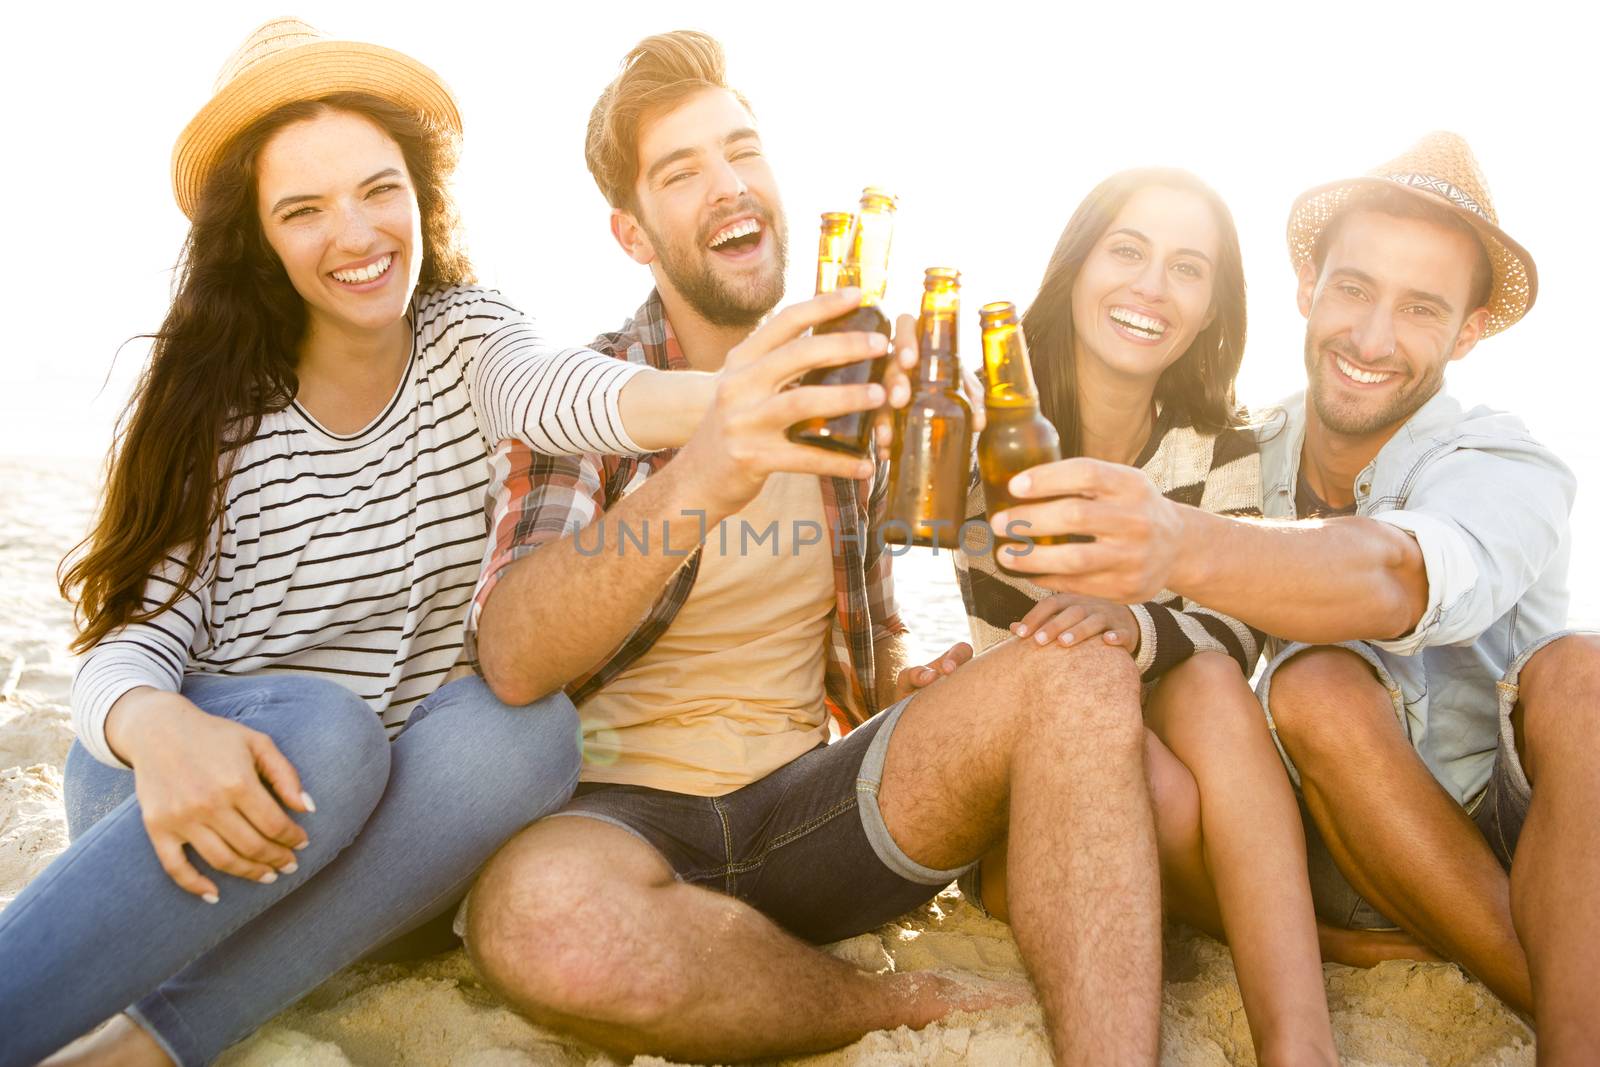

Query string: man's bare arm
991 458 1428 646
478 459 734 706
475 289 890 705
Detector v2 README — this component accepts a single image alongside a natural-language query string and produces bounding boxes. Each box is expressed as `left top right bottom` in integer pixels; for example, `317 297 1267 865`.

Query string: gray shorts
1257 629 1589 929
546 695 972 944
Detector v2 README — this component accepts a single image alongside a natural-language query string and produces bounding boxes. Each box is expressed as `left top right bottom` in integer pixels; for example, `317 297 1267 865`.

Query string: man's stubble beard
1303 332 1445 438
644 205 789 330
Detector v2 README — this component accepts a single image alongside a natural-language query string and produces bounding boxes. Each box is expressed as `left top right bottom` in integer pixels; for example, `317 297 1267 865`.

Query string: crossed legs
1267 633 1600 1063
466 637 1158 1064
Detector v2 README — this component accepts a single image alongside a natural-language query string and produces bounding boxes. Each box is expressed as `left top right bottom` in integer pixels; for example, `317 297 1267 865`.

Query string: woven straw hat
170 16 461 219
1286 132 1536 336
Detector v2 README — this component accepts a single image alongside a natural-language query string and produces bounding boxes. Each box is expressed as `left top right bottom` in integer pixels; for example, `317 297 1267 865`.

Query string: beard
1303 332 1445 437
642 198 788 329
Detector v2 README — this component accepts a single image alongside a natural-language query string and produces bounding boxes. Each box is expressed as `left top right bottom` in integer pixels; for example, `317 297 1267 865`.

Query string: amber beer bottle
787 188 897 456
884 269 973 548
976 301 1064 571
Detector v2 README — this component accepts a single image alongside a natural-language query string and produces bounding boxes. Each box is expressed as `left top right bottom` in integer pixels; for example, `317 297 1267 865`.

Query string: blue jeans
0 672 580 1067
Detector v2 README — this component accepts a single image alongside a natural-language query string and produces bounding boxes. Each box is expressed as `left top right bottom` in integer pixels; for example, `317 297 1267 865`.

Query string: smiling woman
0 17 698 1067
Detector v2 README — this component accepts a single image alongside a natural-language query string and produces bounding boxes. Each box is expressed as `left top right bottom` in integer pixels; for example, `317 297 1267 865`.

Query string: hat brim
1286 176 1537 337
171 39 461 220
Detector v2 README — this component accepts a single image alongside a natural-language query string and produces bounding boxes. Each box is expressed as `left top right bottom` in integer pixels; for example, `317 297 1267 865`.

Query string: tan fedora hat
1286 131 1536 336
170 16 461 220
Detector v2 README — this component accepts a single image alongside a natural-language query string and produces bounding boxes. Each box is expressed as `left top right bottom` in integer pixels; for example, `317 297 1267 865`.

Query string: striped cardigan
954 407 1264 683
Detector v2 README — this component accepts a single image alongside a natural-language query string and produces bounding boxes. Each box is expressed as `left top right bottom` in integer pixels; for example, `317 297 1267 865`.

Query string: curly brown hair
61 92 473 654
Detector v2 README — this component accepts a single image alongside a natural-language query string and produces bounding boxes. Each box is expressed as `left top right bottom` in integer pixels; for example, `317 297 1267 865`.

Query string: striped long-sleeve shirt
955 407 1265 683
72 285 646 767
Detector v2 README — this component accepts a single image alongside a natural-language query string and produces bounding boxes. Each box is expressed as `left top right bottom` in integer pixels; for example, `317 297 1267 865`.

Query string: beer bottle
787 188 897 456
813 211 853 296
884 268 973 549
976 301 1064 572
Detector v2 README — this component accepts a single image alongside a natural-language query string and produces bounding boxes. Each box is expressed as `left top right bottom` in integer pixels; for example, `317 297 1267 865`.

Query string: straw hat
1286 132 1536 336
170 16 461 219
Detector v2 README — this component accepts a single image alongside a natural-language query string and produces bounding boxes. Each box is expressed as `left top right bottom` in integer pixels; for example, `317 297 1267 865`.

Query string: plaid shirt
467 290 905 727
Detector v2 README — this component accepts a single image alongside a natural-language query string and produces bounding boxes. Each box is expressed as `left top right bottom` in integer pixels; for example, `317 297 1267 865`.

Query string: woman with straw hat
0 17 696 1066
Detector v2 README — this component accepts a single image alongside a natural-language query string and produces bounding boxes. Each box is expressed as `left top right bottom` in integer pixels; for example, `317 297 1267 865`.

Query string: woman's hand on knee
112 689 314 902
1012 594 1139 653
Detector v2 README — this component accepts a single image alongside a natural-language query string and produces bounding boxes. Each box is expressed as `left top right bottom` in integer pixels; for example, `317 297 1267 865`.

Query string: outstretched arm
474 289 892 705
989 459 1427 645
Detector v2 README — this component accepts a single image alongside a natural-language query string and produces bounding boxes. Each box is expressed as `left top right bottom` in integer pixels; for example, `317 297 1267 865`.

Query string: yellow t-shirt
577 472 836 795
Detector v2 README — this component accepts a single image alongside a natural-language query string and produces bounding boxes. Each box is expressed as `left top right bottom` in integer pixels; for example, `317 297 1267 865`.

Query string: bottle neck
815 258 844 296
917 310 960 386
982 324 1040 408
850 210 894 306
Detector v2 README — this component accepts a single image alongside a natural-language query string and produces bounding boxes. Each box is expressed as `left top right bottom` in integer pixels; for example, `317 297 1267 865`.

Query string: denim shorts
547 694 972 945
1258 629 1591 929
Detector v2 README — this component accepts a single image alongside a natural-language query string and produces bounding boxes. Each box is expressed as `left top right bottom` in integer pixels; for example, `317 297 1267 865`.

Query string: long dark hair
61 92 473 654
1022 167 1247 456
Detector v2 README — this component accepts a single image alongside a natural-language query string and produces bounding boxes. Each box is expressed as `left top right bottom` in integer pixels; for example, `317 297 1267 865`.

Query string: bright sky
3 0 1595 482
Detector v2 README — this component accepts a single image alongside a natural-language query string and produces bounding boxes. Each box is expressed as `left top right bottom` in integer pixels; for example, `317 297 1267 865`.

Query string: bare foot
1318 921 1442 968
894 969 1034 1027
38 1014 173 1067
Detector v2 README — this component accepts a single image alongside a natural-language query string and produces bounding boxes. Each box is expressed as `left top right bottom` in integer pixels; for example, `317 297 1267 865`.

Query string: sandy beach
0 455 1563 1065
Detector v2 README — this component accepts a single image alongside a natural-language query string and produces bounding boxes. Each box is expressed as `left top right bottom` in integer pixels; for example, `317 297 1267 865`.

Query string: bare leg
875 636 1158 1064
36 1016 171 1067
1146 653 1335 1067
967 730 1211 934
466 816 1015 1062
1509 635 1600 1063
1269 647 1532 1013
470 636 1150 1064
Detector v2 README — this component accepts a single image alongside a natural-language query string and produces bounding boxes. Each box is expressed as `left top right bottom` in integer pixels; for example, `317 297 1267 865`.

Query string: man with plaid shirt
460 31 1161 1067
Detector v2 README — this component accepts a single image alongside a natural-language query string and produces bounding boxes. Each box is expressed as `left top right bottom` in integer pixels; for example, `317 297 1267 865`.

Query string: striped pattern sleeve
442 289 649 457
1128 423 1266 682
71 552 212 768
1129 601 1264 682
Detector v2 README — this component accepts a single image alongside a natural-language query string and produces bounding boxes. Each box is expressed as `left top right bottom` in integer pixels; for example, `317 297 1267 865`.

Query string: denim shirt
1259 387 1576 804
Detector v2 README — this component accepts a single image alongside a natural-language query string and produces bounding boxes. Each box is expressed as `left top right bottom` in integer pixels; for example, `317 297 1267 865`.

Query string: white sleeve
470 314 647 457
71 556 207 769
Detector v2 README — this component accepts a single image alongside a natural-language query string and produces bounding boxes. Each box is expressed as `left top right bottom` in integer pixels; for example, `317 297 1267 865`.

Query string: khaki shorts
1257 629 1592 929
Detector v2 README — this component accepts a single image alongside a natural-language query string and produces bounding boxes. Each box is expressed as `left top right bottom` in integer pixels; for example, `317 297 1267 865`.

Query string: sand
0 456 1542 1065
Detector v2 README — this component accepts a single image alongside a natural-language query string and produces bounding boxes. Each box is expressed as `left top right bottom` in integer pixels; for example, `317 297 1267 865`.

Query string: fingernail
301 792 317 813
1035 632 1049 645
991 511 1009 529
1012 624 1026 636
293 840 309 851
258 871 278 885
203 892 220 905
870 334 890 352
1105 632 1120 643
279 861 299 875
942 660 955 673
1060 633 1075 645
893 384 910 405
918 668 935 682
1010 473 1032 495
857 462 873 478
867 385 885 404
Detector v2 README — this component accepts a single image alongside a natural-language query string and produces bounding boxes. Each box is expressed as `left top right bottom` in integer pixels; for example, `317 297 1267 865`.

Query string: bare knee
1030 638 1144 745
1148 652 1260 749
1267 647 1397 762
1515 635 1600 784
467 826 683 1030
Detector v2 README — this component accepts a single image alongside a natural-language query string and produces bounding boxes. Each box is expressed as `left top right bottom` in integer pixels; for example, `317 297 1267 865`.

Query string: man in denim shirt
995 133 1600 1056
